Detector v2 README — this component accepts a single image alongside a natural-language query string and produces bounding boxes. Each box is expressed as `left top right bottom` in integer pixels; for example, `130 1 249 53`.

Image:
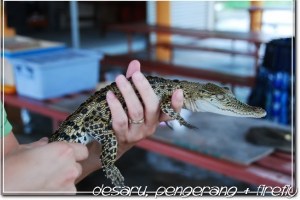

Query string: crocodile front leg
160 96 198 130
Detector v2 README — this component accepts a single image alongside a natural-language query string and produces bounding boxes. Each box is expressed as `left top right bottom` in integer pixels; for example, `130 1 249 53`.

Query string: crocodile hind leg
101 132 125 187
160 96 198 130
89 130 125 187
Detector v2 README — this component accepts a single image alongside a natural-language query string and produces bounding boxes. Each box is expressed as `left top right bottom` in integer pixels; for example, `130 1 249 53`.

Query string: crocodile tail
104 165 125 187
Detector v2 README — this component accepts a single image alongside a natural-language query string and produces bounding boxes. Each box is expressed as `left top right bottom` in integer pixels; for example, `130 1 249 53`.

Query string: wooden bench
109 23 278 75
154 42 257 60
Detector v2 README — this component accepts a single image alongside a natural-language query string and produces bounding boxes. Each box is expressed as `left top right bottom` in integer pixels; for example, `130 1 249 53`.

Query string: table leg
127 33 132 53
145 33 151 50
170 47 174 63
145 33 152 58
254 42 261 76
231 39 236 59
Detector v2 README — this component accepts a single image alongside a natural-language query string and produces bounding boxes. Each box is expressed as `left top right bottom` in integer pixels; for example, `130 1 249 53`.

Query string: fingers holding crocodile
106 91 128 143
131 71 160 135
125 59 183 124
108 77 143 144
106 89 146 159
115 75 145 134
107 60 183 152
108 72 160 143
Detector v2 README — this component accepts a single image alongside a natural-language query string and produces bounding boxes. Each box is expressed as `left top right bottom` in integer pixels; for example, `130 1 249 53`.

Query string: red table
109 23 278 75
4 92 294 188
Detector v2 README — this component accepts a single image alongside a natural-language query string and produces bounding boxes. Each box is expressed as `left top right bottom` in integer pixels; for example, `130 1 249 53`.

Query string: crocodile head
183 83 266 118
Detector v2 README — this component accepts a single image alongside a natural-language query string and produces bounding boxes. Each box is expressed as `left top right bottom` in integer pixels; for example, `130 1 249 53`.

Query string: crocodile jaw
195 100 267 118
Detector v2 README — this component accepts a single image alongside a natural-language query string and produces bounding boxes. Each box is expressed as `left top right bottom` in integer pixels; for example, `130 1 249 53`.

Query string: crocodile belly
74 133 95 144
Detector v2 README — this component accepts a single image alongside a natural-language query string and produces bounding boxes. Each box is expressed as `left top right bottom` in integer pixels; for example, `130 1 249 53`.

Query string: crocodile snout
253 107 267 118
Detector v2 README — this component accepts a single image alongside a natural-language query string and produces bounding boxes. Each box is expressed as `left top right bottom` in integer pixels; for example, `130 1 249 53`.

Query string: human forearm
75 142 102 184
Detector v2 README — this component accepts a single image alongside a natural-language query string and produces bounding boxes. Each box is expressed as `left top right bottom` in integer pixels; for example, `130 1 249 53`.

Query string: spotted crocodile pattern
49 76 266 187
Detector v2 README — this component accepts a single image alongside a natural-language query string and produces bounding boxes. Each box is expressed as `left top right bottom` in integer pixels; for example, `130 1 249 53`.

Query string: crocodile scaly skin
49 76 266 187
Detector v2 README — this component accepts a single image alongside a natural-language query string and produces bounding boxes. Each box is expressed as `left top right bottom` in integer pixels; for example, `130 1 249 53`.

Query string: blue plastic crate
2 36 66 88
11 49 103 100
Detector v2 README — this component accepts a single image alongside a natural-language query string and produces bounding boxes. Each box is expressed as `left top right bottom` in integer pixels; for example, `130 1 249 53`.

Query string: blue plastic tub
11 49 103 100
2 36 66 88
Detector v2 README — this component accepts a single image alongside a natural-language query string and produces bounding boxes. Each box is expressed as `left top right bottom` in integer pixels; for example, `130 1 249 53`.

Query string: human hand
76 60 183 183
108 60 184 158
4 137 88 193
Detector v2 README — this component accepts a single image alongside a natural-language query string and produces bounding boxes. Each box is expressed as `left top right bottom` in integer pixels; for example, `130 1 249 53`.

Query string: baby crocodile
49 76 266 187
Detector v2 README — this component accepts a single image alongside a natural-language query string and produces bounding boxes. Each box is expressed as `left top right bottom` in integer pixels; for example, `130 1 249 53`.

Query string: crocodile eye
216 94 225 100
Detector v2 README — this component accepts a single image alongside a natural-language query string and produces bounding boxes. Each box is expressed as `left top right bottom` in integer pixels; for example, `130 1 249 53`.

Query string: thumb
171 89 184 113
159 89 184 122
